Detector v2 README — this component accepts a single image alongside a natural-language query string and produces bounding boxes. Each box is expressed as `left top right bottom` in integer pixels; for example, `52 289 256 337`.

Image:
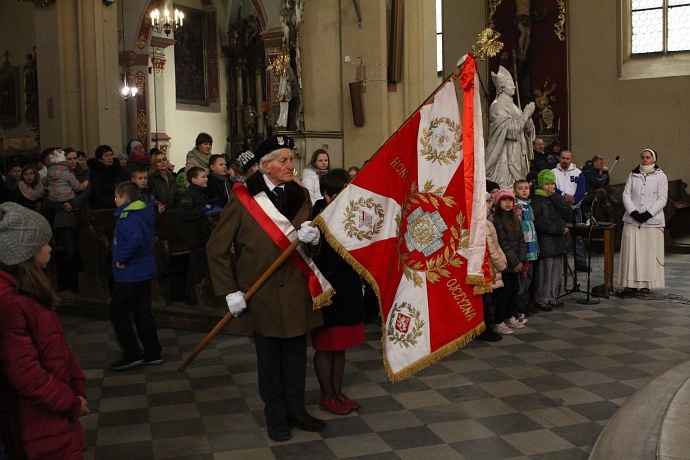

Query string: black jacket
582 163 610 195
312 199 366 327
87 159 123 210
531 192 573 258
492 211 527 271
207 173 233 208
530 151 558 174
179 184 211 247
148 171 179 210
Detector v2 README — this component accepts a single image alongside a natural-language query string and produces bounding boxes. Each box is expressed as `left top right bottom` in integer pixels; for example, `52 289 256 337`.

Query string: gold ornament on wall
135 71 146 95
487 0 504 29
137 110 148 144
472 28 504 61
19 0 56 6
554 0 566 42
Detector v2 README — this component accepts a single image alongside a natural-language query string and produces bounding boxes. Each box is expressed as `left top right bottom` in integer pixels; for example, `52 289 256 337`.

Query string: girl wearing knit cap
491 189 527 334
531 169 573 310
0 203 89 459
618 149 667 295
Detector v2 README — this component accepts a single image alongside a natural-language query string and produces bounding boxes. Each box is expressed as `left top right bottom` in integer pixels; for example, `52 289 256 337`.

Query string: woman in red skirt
311 169 366 415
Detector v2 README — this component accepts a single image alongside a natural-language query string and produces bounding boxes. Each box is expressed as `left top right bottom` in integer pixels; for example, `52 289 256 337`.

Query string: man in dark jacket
530 138 558 173
582 155 610 196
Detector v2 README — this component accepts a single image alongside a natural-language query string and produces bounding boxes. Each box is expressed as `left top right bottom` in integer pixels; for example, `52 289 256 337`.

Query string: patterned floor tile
58 253 690 459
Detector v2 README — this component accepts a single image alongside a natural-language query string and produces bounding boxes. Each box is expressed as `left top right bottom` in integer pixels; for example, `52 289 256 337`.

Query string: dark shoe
529 305 541 315
476 328 503 342
143 356 163 365
549 300 564 308
619 287 638 298
576 266 591 273
640 288 651 294
288 413 326 432
338 393 360 411
109 357 145 371
537 303 553 312
267 424 291 442
319 396 351 415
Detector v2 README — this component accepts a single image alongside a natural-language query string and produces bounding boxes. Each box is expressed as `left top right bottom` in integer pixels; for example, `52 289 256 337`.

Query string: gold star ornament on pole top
472 28 504 61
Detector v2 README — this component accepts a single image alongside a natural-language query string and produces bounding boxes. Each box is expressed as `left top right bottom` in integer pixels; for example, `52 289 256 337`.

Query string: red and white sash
234 184 334 309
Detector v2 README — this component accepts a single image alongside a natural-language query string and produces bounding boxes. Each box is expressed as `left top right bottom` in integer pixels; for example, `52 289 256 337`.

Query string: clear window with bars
632 0 690 54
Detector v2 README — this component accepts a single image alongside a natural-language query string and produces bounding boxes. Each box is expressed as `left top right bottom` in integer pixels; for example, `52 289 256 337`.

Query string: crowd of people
0 126 669 456
481 142 668 341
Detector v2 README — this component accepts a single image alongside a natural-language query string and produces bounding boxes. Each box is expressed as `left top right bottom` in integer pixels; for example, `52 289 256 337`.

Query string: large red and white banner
314 55 488 381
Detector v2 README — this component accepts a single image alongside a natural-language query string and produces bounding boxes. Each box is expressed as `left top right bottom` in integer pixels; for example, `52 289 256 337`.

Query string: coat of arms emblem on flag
314 55 489 381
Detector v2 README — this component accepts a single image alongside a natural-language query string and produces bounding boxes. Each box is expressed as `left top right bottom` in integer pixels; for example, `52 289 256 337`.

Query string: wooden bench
666 179 690 242
76 209 219 307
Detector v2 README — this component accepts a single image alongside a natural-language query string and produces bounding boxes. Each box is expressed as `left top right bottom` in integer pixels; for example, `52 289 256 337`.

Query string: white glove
297 221 320 245
225 291 247 317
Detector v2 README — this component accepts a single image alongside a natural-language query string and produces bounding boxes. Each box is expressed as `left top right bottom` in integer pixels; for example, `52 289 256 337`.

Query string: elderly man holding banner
206 134 333 442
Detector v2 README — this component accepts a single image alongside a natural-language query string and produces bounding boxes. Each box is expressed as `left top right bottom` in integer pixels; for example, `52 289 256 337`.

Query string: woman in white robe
618 148 668 294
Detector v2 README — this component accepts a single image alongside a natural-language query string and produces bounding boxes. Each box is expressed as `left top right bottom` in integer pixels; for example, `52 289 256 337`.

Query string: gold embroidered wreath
419 117 462 165
386 302 425 348
343 197 385 241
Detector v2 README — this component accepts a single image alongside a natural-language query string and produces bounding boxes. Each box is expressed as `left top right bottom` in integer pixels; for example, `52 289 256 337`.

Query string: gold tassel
384 323 486 382
312 287 335 310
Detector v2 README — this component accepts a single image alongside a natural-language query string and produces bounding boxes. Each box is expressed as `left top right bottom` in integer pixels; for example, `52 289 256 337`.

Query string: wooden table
568 223 617 297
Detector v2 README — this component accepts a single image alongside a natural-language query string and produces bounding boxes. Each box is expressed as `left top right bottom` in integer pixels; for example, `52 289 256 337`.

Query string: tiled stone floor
62 252 690 459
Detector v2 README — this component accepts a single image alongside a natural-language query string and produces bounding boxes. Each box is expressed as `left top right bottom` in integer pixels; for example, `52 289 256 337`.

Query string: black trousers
110 279 162 361
494 272 520 323
253 332 307 428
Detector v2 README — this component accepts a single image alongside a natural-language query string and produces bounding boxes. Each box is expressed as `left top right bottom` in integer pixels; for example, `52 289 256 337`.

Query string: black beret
255 134 295 159
485 181 500 193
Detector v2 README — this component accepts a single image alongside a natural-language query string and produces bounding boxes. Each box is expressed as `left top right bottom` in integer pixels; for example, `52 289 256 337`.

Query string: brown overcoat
206 174 323 338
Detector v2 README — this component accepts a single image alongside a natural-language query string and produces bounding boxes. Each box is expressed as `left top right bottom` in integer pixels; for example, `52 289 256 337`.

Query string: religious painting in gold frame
173 5 209 105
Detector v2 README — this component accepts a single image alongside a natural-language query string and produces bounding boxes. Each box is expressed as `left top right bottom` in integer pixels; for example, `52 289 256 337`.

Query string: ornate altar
0 51 20 130
487 0 569 147
222 11 267 157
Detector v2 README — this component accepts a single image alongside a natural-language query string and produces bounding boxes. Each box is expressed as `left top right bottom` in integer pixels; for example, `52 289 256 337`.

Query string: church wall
568 1 690 183
338 0 390 170
158 0 229 170
299 0 344 169
336 0 438 171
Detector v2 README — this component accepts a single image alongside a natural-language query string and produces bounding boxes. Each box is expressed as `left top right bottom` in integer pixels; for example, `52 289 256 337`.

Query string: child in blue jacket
109 181 162 370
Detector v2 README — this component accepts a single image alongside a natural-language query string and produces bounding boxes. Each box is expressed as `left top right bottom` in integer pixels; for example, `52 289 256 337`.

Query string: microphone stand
577 198 600 305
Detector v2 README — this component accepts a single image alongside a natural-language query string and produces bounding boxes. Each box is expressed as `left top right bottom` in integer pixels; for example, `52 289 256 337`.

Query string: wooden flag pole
178 224 309 372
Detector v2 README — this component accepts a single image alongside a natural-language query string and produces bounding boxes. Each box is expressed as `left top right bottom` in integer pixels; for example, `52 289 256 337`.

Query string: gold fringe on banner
383 322 486 382
312 288 335 310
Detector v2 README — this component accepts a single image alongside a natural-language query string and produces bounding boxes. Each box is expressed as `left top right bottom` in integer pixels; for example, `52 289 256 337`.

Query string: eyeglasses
155 157 168 163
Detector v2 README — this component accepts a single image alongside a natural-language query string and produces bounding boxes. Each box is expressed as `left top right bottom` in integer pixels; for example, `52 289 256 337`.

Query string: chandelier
120 0 138 100
150 8 184 36
121 72 138 101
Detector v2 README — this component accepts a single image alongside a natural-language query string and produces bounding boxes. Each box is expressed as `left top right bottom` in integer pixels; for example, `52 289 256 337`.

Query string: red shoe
337 393 360 411
319 396 351 415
